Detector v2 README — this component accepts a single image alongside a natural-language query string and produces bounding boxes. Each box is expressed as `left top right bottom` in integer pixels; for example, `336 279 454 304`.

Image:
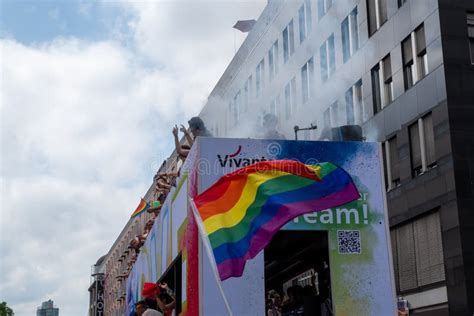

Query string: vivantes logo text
217 145 268 168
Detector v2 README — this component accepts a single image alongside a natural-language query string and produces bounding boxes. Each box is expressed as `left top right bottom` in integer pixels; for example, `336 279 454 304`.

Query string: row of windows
382 112 436 191
226 5 471 135
229 3 360 127
372 23 428 115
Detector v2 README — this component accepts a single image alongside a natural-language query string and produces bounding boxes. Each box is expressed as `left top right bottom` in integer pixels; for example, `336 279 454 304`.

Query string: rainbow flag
192 160 360 281
130 198 148 218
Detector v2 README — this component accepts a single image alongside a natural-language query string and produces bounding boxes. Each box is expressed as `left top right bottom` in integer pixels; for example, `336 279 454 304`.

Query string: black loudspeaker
331 125 363 141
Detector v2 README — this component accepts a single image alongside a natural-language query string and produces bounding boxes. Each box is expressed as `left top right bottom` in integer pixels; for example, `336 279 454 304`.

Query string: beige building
102 153 180 315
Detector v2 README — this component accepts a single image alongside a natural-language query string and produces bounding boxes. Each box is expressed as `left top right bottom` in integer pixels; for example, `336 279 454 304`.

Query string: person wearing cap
142 282 176 315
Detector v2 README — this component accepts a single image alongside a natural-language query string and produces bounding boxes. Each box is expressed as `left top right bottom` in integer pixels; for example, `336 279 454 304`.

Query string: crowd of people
266 266 333 316
126 116 211 271
127 114 290 314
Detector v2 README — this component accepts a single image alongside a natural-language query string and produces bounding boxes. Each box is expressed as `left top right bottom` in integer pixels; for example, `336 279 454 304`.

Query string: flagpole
189 198 234 316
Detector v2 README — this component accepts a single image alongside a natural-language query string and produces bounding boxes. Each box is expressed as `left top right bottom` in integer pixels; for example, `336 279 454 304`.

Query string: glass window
243 76 252 111
256 59 265 97
342 7 359 63
320 34 335 81
415 24 428 79
423 113 436 167
320 41 328 81
341 17 350 63
409 120 422 176
402 35 415 90
301 57 314 103
284 77 296 119
345 87 354 125
233 91 241 123
268 40 279 81
353 80 364 124
389 136 400 185
283 20 295 63
346 80 364 125
328 34 335 75
299 5 306 43
318 0 332 19
371 63 382 114
323 108 330 130
402 24 428 90
382 54 393 106
367 0 387 36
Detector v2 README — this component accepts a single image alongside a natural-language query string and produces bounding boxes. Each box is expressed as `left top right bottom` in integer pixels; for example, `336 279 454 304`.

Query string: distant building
36 300 59 316
88 255 106 316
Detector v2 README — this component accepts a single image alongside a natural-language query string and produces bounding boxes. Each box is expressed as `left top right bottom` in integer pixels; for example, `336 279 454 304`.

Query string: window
415 25 428 78
270 95 280 117
233 91 241 123
341 7 359 63
318 0 332 19
299 0 312 43
283 20 295 63
371 63 382 114
268 40 279 81
371 54 393 114
301 57 314 103
391 212 445 292
284 77 297 119
383 136 400 190
468 12 474 64
345 79 364 125
409 113 436 176
323 108 330 130
398 0 407 7
382 54 394 105
256 59 265 97
367 0 387 36
243 75 252 111
402 24 428 90
320 34 335 81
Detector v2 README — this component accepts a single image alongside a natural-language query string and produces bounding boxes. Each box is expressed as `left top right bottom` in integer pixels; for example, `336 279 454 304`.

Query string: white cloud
0 1 266 315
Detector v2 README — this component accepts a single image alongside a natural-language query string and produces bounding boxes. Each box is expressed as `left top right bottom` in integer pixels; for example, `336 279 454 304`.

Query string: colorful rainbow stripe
193 160 360 281
130 198 148 218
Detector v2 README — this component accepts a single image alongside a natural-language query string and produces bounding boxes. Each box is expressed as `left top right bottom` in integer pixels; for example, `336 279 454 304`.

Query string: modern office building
36 300 59 316
198 0 473 315
101 0 473 314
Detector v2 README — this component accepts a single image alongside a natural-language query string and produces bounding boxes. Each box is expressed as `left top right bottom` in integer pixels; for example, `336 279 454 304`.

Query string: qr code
337 230 361 254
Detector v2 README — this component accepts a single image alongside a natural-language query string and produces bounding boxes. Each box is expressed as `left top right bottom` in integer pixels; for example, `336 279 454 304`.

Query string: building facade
102 154 180 316
198 0 473 315
36 300 59 316
88 255 106 316
101 0 473 314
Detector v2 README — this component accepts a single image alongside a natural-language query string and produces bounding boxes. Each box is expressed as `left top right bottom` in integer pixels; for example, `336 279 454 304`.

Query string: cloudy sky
0 1 265 314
